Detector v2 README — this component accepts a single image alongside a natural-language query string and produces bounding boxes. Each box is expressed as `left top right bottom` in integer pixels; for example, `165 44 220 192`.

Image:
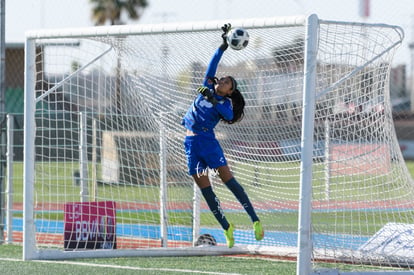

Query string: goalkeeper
181 23 264 248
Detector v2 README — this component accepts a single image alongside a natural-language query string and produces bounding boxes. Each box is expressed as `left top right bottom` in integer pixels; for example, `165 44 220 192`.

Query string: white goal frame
23 14 407 275
24 14 307 261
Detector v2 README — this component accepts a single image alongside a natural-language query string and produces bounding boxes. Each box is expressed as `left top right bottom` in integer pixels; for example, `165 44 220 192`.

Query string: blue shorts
183 135 227 175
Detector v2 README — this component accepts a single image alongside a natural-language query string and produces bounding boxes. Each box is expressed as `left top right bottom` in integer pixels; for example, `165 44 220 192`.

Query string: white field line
0 257 242 275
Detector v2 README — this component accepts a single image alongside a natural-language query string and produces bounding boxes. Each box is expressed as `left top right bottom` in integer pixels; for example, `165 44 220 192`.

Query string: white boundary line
0 257 242 275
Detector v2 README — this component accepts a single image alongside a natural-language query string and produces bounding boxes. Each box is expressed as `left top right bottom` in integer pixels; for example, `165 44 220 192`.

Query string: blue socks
201 186 230 230
200 178 259 230
225 177 259 223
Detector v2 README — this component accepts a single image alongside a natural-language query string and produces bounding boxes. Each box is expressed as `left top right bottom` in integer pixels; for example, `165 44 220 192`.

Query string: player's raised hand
221 23 231 37
220 23 231 51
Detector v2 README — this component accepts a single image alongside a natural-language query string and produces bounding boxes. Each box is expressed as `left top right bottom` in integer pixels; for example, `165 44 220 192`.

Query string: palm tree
90 0 148 26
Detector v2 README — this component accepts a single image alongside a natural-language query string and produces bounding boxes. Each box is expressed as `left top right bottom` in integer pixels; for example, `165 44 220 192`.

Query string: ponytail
225 88 245 124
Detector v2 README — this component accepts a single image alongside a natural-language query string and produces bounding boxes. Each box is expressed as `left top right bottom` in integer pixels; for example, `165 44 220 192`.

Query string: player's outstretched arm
203 24 232 86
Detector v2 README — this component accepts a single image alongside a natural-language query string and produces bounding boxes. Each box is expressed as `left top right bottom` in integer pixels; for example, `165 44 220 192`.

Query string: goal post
297 13 319 275
23 14 412 274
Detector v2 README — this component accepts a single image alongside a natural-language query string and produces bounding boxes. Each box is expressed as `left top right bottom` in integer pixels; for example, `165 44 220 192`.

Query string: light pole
409 42 414 112
0 0 5 244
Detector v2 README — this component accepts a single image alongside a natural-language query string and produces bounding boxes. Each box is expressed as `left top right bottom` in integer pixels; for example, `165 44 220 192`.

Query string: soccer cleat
224 223 235 248
253 221 264 241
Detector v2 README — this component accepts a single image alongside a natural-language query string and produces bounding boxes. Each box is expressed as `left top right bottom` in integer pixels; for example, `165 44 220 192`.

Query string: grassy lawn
8 160 414 232
2 162 414 274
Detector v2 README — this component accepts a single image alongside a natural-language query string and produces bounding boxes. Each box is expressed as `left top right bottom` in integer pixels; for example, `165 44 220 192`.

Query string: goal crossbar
25 16 307 39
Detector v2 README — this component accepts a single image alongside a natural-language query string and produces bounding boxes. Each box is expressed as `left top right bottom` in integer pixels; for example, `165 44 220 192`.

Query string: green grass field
1 243 405 274
12 159 414 236
2 161 414 274
0 244 298 275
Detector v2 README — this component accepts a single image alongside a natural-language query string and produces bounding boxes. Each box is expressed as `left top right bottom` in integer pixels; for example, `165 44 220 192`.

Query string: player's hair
212 75 244 124
226 87 245 124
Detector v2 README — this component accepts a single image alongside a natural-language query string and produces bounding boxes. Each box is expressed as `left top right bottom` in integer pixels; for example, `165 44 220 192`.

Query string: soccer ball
227 28 249 50
194 233 217 247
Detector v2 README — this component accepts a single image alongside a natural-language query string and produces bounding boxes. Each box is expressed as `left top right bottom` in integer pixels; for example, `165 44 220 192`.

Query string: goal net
23 14 410 273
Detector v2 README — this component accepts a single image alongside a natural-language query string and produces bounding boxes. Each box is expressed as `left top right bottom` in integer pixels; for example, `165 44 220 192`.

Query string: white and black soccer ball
227 28 249 51
194 233 217 247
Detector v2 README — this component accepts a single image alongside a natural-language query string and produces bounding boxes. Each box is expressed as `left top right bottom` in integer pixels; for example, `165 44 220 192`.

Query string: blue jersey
181 48 233 138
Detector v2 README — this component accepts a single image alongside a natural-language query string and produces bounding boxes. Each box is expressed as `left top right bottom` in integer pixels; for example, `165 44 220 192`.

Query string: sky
5 0 414 68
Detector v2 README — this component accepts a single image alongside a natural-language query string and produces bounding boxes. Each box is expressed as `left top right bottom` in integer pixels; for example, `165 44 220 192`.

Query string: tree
90 0 148 26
